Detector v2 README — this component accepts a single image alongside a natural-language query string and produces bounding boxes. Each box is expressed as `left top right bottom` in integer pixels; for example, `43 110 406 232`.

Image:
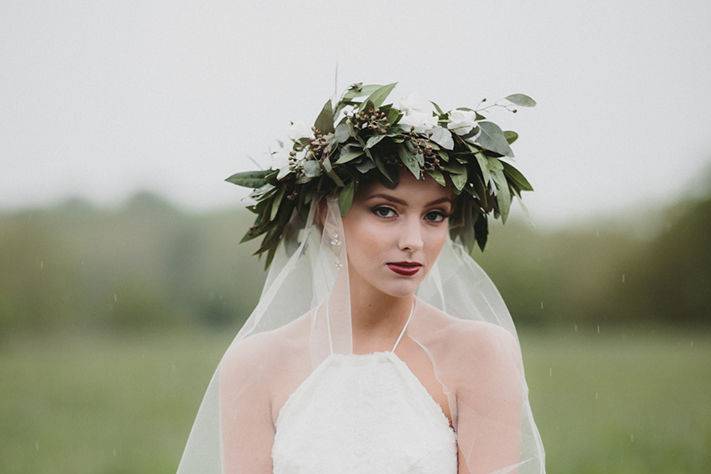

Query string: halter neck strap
325 297 417 355
391 297 416 352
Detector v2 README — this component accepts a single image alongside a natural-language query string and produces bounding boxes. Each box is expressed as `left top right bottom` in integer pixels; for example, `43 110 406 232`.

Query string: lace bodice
271 305 458 473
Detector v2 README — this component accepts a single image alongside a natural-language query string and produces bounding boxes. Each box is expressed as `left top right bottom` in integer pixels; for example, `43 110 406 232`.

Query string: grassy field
1 325 709 473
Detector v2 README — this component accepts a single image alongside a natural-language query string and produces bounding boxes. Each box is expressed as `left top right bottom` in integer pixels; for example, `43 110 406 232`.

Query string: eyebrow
366 193 454 207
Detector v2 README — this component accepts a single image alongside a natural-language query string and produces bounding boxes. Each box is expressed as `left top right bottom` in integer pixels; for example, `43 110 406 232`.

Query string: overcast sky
1 0 710 227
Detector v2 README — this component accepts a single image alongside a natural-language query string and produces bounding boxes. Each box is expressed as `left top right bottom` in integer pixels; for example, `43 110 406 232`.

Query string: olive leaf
224 170 272 188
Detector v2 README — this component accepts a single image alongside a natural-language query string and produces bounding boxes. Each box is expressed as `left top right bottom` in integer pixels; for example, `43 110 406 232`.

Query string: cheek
425 228 449 262
343 214 388 266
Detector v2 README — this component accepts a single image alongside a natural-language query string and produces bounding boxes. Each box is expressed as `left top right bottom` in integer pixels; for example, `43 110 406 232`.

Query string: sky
1 0 710 228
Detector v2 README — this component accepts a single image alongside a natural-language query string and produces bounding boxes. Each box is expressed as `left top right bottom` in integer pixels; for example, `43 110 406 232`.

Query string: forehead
356 171 455 205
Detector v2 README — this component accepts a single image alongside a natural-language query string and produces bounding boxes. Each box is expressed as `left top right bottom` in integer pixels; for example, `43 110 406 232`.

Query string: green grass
1 325 709 473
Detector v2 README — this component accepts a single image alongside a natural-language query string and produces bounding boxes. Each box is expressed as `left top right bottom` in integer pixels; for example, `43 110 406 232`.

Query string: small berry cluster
348 106 389 134
307 127 332 160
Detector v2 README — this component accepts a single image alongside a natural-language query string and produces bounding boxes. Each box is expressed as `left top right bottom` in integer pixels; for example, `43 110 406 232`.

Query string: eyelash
370 206 450 223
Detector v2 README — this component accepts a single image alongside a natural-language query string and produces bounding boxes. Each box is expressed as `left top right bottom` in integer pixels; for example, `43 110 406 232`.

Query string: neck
347 266 415 352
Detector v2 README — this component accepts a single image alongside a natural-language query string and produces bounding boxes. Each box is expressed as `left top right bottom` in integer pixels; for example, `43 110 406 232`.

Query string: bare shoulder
219 310 312 381
415 298 520 363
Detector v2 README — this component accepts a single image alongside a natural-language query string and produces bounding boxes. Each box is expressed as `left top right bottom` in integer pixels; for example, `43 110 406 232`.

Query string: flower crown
227 82 536 270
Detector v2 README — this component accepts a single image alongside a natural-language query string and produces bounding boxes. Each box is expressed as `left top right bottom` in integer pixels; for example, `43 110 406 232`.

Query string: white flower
395 92 433 115
447 109 478 136
398 110 438 134
287 121 315 141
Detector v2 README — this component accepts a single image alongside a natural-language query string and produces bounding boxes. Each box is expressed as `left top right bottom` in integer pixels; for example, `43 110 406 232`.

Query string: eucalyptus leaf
365 134 386 149
374 155 395 183
504 93 537 107
476 121 514 157
429 126 454 150
335 144 364 164
363 82 398 108
302 160 322 178
450 170 468 191
355 158 377 173
397 144 421 179
314 99 335 134
426 169 447 187
334 122 350 143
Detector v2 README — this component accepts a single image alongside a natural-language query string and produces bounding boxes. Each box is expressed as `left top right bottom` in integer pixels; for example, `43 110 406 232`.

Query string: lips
386 261 422 276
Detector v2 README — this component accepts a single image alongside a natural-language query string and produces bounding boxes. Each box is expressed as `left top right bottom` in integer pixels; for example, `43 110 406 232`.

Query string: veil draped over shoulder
176 194 546 473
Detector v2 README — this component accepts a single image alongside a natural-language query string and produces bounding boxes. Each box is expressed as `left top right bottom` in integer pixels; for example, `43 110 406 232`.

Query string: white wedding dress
271 309 458 473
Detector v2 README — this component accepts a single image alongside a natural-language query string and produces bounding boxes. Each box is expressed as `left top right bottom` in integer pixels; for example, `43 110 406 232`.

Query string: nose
398 213 424 253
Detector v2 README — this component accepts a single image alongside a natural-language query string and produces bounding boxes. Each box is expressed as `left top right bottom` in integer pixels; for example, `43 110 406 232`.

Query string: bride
176 82 545 473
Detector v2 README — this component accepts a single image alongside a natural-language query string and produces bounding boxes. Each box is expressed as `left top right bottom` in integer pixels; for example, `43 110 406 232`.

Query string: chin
375 280 421 298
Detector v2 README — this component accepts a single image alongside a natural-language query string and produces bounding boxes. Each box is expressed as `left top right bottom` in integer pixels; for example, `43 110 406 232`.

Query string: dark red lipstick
386 261 422 276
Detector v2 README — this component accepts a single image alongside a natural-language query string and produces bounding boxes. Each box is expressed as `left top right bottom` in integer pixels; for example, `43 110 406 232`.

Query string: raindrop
596 324 600 334
629 433 635 443
113 293 118 303
540 301 544 310
574 323 578 333
548 367 552 377
594 391 599 400
40 260 44 270
621 273 626 283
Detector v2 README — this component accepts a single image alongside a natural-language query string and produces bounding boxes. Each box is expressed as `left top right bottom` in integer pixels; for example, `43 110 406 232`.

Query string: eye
425 210 449 223
371 206 397 218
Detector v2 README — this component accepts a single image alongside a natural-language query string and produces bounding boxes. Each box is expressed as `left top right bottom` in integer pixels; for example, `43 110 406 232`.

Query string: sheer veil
176 193 546 473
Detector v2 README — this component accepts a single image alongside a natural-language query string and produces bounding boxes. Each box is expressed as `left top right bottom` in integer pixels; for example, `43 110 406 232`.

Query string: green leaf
474 213 488 252
355 158 376 174
503 130 518 145
334 122 350 143
270 187 285 221
224 170 271 188
491 168 511 223
364 82 398 108
302 160 322 177
450 170 468 192
365 134 386 149
430 101 445 115
504 93 536 107
386 107 402 125
327 168 344 187
501 161 534 191
374 155 396 183
397 144 421 179
429 126 454 150
487 157 504 173
314 99 335 134
339 180 355 216
335 144 364 164
476 121 514 157
473 151 492 188
426 169 447 187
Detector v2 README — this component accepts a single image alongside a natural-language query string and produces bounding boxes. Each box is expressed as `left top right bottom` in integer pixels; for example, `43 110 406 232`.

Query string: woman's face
340 171 455 298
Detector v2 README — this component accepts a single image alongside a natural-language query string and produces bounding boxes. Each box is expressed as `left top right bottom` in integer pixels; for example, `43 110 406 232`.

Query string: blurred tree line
1 181 709 340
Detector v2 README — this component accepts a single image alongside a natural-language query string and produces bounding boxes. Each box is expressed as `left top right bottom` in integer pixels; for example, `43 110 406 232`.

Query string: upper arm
218 335 276 474
454 323 525 474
